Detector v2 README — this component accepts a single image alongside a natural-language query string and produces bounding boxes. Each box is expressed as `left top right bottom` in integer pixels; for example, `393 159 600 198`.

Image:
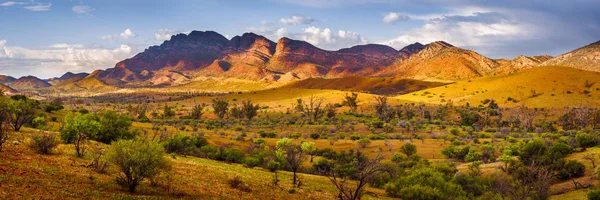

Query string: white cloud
24 3 51 11
383 12 410 24
49 43 84 48
300 26 368 49
0 40 134 77
0 1 23 6
72 5 94 15
120 29 135 39
280 15 316 25
102 29 137 40
154 29 184 41
275 28 288 39
381 11 533 56
247 25 367 50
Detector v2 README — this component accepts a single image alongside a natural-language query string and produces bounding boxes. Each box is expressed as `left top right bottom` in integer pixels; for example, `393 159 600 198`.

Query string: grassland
397 66 600 108
285 76 448 95
0 128 389 200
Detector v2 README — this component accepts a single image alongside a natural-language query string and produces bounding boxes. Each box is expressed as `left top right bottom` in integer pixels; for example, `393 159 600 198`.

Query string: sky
0 0 599 78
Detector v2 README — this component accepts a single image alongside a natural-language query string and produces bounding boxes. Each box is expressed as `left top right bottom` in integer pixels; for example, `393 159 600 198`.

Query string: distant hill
0 83 18 95
286 76 447 95
0 75 17 85
8 76 51 90
397 66 600 108
541 41 600 72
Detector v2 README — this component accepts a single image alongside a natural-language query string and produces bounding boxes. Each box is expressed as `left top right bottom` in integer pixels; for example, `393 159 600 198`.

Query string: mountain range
2 30 599 94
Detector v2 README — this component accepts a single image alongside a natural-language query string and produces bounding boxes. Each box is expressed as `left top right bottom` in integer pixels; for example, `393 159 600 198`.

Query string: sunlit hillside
397 66 600 107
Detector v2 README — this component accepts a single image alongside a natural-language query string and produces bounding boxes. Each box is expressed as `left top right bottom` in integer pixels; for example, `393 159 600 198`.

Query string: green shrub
557 160 585 180
106 140 170 193
589 189 600 200
162 134 208 155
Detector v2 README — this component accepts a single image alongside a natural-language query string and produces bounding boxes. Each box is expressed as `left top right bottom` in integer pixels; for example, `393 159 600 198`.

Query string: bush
162 134 208 155
589 189 600 200
228 176 252 192
29 132 60 154
357 138 371 148
557 160 585 180
400 143 417 156
242 156 261 168
106 140 170 193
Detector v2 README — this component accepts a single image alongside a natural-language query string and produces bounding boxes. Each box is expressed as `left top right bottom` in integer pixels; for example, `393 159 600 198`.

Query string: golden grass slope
285 76 448 95
396 66 600 108
0 128 387 200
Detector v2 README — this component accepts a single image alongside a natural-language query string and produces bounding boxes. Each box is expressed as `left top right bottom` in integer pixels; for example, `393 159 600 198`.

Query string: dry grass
397 66 600 108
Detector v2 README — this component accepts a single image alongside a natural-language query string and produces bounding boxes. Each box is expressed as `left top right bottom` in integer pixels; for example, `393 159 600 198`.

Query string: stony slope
377 41 501 80
541 40 600 72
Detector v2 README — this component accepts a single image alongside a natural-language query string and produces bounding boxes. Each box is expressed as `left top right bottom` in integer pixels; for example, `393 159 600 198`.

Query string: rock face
541 41 600 72
88 30 599 85
92 31 427 85
495 55 553 72
8 76 51 90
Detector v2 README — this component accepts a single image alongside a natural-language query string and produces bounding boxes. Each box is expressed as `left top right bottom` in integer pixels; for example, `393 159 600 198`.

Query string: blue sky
1 0 599 78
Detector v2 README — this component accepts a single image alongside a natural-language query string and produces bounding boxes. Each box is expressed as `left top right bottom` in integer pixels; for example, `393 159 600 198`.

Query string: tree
295 96 325 123
357 138 371 148
374 95 395 122
519 139 547 165
61 113 101 157
162 104 175 118
266 161 281 186
301 142 317 163
190 103 205 120
276 138 307 185
325 103 337 119
319 152 385 200
106 140 169 193
0 99 11 151
95 110 135 144
230 105 244 120
212 98 229 120
8 98 38 131
241 100 260 121
399 143 417 156
343 92 359 114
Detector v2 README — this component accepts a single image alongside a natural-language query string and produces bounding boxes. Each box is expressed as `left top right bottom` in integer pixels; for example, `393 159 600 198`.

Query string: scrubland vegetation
2 86 600 200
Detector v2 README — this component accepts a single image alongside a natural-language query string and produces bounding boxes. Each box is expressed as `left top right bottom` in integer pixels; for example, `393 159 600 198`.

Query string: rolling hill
7 76 51 90
542 40 600 72
396 66 600 107
285 76 447 95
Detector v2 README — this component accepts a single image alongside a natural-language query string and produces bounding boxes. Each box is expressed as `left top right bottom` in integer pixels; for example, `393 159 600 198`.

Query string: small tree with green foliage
276 138 306 185
61 113 101 157
301 142 317 163
212 98 229 120
343 92 359 114
399 143 417 156
241 100 260 121
190 103 205 120
8 98 38 131
107 140 169 193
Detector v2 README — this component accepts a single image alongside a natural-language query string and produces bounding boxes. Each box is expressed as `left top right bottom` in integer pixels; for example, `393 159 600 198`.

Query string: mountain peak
337 44 397 56
428 41 454 48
